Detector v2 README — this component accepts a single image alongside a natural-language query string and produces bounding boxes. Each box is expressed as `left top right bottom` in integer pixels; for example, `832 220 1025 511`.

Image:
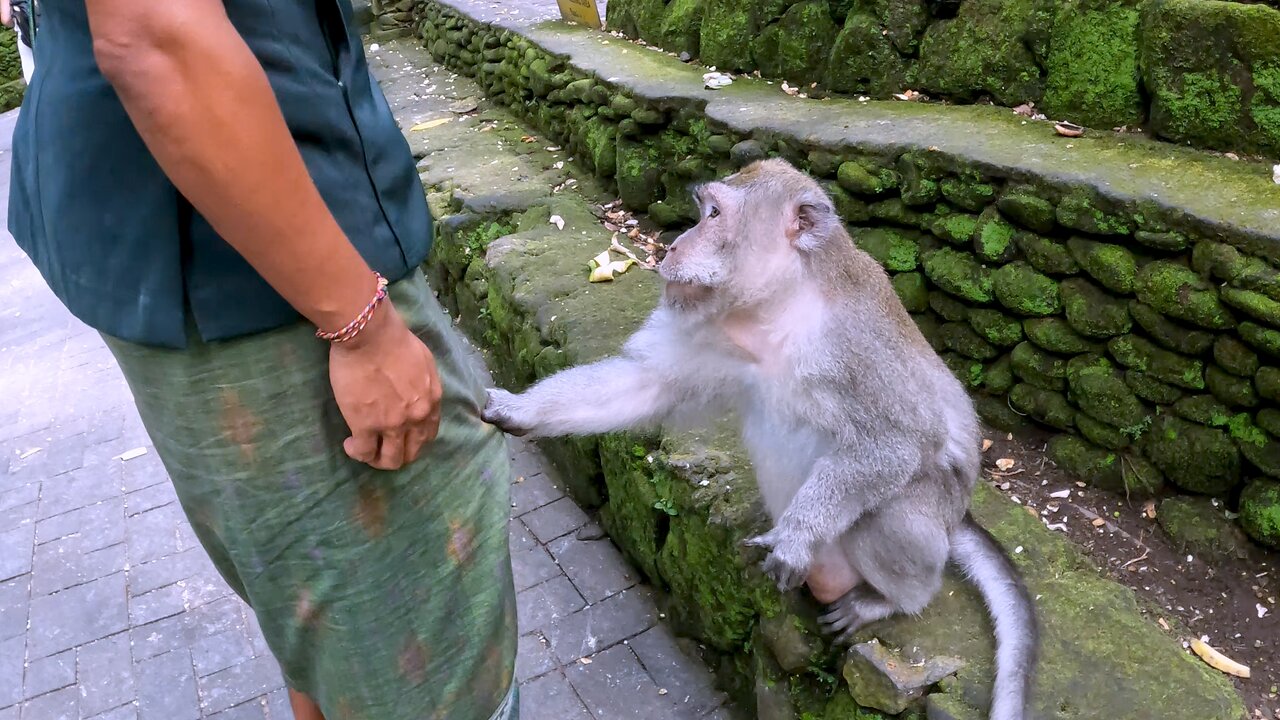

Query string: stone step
375 8 1251 720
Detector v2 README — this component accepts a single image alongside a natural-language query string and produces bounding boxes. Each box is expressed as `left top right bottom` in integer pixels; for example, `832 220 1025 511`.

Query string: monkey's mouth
662 280 714 307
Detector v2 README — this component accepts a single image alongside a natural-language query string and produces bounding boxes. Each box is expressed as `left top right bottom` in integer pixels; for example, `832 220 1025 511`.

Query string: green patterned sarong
103 270 518 720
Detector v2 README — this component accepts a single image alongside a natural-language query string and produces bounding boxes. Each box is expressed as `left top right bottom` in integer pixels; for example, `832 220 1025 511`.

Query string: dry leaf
1054 121 1085 138
1091 518 1106 527
995 458 1016 471
521 135 537 143
410 117 451 132
578 657 593 665
981 439 993 452
1048 489 1071 499
1190 639 1250 678
1013 103 1035 117
1143 500 1157 519
1157 617 1170 631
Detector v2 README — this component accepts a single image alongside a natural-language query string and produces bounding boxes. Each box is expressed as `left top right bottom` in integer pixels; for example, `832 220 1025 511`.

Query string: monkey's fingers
760 553 807 592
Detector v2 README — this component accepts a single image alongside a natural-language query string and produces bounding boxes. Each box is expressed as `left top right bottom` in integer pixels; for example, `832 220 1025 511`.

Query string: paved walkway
0 43 730 720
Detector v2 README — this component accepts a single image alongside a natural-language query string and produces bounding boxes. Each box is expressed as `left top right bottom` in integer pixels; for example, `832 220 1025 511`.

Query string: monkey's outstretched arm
745 444 919 590
482 355 679 439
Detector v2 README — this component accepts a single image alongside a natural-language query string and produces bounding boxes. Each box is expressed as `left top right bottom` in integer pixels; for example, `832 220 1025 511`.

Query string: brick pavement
0 38 732 719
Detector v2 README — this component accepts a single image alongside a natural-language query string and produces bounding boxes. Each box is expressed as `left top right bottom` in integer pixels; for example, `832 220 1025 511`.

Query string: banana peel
587 249 635 283
1189 639 1250 679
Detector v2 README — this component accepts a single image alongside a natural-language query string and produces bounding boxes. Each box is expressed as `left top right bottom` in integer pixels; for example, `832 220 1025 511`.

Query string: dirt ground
981 428 1278 718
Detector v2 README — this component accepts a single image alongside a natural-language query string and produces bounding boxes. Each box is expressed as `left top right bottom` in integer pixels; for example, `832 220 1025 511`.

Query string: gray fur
482 159 1038 720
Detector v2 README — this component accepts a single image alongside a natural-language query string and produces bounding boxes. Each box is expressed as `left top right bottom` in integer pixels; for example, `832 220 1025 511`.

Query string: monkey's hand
481 389 536 437
743 530 809 592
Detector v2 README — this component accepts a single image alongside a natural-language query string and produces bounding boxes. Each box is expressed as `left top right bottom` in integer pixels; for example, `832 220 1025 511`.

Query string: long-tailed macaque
482 159 1038 720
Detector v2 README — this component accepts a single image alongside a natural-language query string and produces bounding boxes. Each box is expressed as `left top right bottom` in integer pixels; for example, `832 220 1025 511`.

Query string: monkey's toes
761 553 806 592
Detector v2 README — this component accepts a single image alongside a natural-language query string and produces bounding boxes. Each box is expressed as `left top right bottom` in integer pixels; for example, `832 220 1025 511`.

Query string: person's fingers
1 2 12 29
344 431 380 465
373 430 407 471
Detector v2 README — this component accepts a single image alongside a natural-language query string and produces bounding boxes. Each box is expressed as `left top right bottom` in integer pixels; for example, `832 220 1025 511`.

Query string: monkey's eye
707 206 720 219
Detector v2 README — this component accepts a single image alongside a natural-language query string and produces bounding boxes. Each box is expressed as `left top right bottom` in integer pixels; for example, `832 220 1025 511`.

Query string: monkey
481 158 1038 720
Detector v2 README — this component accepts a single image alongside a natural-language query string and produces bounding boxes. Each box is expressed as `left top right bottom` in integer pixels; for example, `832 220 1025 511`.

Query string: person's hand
328 304 443 471
1 1 11 28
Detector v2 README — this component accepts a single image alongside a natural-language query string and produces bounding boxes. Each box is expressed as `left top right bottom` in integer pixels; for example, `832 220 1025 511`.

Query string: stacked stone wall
605 0 1280 159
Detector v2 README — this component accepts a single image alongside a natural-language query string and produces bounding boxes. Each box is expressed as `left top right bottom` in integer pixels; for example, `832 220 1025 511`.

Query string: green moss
1125 370 1183 405
753 0 841 83
911 0 1049 106
1023 318 1102 354
1108 334 1205 390
615 138 665 209
997 187 1056 234
1205 365 1258 408
582 117 619 178
1220 287 1280 327
929 291 970 323
1061 278 1131 339
1157 496 1251 562
655 0 707 56
930 212 981 246
1015 232 1079 276
892 272 929 313
1133 230 1189 252
1252 65 1280 149
1127 301 1216 355
699 0 757 71
1055 189 1132 236
943 352 988 388
1048 435 1162 497
1011 341 1068 390
1157 70 1243 148
968 309 1024 347
940 323 1000 361
1236 424 1280 479
1239 321 1280 358
1239 479 1280 548
974 208 1017 263
983 355 1016 395
992 262 1061 317
1135 261 1236 330
836 160 898 197
1142 415 1241 495
1173 395 1233 427
825 12 908 96
853 227 920 272
1009 383 1075 430
1077 413 1133 450
940 173 997 212
922 248 994 304
1067 237 1137 295
1068 370 1150 435
1256 366 1280 402
1041 5 1143 127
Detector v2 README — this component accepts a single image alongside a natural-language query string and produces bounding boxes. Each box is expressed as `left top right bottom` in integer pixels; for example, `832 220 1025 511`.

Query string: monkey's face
660 181 749 310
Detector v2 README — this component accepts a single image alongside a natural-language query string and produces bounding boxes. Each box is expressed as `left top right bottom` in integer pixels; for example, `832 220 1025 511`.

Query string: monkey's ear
789 199 833 251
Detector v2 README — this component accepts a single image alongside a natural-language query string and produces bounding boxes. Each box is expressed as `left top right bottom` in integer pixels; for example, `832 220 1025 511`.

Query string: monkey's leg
744 447 918 590
483 357 678 438
820 504 949 645
806 542 861 605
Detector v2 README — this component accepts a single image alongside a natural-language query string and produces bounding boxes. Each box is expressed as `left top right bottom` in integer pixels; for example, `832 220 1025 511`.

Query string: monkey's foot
743 533 809 592
819 587 896 645
481 389 535 437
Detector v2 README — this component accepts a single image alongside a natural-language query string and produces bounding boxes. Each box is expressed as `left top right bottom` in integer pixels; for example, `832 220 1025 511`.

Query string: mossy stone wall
416 1 1280 552
0 27 25 113
607 0 1280 159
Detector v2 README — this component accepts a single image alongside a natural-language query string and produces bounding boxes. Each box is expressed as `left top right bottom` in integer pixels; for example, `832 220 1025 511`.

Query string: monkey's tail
949 513 1039 720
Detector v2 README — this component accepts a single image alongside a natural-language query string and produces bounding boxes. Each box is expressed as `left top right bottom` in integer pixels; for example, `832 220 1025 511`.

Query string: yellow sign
556 0 603 29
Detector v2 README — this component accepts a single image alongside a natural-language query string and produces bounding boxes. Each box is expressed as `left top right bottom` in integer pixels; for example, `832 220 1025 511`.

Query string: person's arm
85 0 442 471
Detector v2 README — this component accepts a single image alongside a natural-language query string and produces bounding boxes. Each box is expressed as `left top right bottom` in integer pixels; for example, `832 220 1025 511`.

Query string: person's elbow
90 6 197 91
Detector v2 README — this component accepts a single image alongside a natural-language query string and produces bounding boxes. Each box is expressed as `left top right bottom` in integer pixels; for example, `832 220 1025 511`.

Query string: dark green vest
8 0 432 348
